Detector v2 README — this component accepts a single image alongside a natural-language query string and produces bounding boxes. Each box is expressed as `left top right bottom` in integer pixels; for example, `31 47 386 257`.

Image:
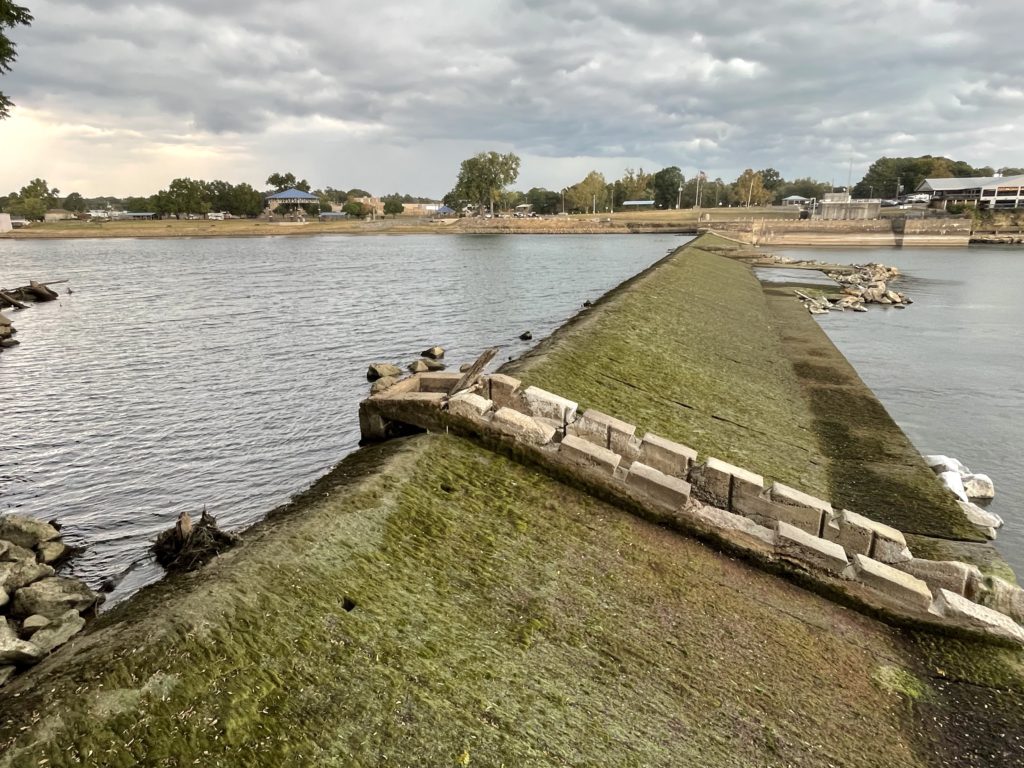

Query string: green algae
0 435 935 767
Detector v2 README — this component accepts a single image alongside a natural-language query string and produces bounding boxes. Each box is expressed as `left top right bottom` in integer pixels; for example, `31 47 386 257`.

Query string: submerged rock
963 473 995 499
420 346 445 360
366 363 403 381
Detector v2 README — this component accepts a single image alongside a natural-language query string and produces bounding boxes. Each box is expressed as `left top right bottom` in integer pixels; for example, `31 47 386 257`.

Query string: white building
917 175 1024 210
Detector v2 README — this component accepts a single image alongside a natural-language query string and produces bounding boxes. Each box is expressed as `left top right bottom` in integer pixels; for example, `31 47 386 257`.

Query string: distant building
44 209 76 222
816 192 881 220
265 188 320 213
917 175 1024 210
781 195 809 206
621 200 656 209
0 213 11 233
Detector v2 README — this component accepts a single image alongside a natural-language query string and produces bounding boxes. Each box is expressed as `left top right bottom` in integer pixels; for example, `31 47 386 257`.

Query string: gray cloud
2 0 1022 195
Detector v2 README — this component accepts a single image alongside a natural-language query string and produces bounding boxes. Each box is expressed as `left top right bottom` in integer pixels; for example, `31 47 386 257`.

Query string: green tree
204 179 235 212
229 183 263 217
778 177 831 203
565 171 607 213
613 167 654 208
20 177 58 206
0 1 32 119
757 168 784 192
62 191 86 212
449 151 521 215
999 167 1024 176
8 194 44 219
123 196 151 212
852 155 988 199
652 166 685 209
162 177 209 217
382 194 404 217
342 200 370 218
732 169 772 207
525 187 561 215
266 172 310 192
347 188 371 199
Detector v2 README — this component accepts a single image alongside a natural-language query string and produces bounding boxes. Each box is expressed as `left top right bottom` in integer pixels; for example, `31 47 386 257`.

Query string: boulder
978 577 1024 624
519 331 533 341
29 610 85 654
422 358 445 371
962 473 995 499
420 346 445 360
0 539 35 563
407 359 429 373
0 666 14 686
370 376 399 395
933 589 1024 645
0 619 43 665
924 455 970 475
957 501 1003 538
36 539 67 565
0 515 60 549
0 560 54 592
366 363 402 381
0 587 7 609
11 576 100 619
20 614 50 638
937 470 969 502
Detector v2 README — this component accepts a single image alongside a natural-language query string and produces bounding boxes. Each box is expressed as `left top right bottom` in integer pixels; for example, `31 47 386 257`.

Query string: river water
775 245 1024 576
0 233 685 603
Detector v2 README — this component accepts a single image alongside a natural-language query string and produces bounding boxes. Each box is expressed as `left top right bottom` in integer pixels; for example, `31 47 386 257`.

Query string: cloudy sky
0 0 1021 198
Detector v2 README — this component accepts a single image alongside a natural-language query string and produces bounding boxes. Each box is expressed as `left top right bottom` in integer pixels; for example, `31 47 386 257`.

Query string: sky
0 0 1021 198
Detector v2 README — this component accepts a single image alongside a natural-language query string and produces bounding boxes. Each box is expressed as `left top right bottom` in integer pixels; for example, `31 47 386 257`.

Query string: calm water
1 233 686 603
777 245 1024 576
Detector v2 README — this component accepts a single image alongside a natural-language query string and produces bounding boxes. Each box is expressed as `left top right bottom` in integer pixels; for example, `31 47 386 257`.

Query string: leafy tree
448 151 521 215
852 155 988 199
525 187 561 215
20 177 58 206
777 177 831 203
0 1 31 119
565 171 607 213
347 188 372 199
123 196 151 212
316 187 348 204
732 169 772 207
62 191 86 212
382 194 404 217
161 177 209 217
204 179 235 212
342 200 370 218
229 183 263 217
266 172 310 192
613 167 654 208
652 166 685 209
999 167 1024 176
757 168 783 192
8 194 44 219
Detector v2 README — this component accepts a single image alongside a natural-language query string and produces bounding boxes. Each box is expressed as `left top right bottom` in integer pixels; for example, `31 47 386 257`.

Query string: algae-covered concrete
2 433 1017 767
2 234 1022 766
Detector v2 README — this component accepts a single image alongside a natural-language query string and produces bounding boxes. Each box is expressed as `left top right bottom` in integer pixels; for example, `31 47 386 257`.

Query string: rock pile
0 514 100 688
924 455 1002 538
824 263 913 309
367 345 448 383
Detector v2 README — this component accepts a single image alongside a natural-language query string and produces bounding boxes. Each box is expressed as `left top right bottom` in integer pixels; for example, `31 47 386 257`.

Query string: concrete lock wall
359 372 1024 646
709 219 972 247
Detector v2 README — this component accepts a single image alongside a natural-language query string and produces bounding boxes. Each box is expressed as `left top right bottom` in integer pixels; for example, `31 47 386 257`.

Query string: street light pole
677 183 682 210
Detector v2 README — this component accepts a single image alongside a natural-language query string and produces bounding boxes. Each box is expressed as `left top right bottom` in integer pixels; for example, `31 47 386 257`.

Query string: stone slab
559 435 621 475
491 407 557 446
485 374 521 409
852 554 932 611
625 462 691 511
519 386 578 427
933 589 1024 645
893 558 981 599
732 484 823 536
447 393 493 420
569 409 637 454
637 433 697 478
776 521 849 574
689 458 762 509
415 371 464 394
769 482 833 517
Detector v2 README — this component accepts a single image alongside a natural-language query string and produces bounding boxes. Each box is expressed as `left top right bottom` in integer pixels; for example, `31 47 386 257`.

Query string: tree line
0 172 437 220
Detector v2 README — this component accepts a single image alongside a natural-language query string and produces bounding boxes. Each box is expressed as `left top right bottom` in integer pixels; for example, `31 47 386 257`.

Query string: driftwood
0 290 28 309
450 347 498 396
153 507 239 571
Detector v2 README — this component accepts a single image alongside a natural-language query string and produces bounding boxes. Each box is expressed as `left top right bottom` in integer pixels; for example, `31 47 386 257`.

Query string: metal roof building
917 175 1024 210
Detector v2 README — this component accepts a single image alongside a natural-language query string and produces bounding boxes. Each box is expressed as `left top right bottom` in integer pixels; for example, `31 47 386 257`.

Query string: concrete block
491 407 557 446
978 576 1024 624
769 482 833 517
687 503 777 549
776 521 849 575
637 433 697 478
824 509 907 560
933 589 1024 645
485 374 521 409
416 371 464 394
733 484 824 536
519 386 578 427
386 391 445 407
559 434 620 475
447 393 493 420
893 558 982 599
689 458 763 509
569 409 637 454
852 554 932 611
626 461 691 511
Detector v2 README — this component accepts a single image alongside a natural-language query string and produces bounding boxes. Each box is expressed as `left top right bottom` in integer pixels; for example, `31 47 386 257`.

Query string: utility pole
592 193 597 215
746 175 755 208
677 183 682 210
561 189 565 214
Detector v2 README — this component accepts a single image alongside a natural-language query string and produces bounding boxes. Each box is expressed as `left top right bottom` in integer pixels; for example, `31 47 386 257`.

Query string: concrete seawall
710 218 972 246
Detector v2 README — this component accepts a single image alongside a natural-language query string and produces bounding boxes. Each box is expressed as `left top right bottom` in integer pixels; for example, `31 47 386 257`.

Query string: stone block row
361 372 1024 644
